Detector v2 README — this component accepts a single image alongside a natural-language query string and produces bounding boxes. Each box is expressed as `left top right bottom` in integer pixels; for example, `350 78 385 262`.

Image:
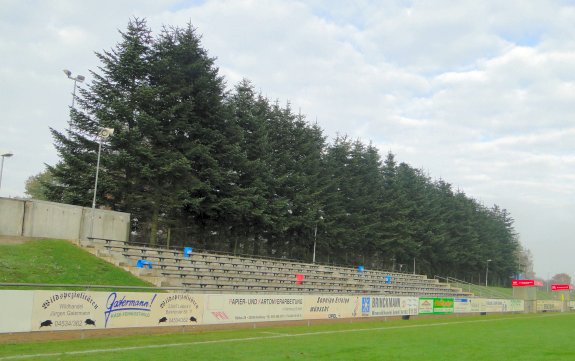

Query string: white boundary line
259 331 289 336
0 313 570 360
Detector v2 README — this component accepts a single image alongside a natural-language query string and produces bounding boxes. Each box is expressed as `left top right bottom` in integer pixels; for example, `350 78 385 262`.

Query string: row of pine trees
44 19 520 284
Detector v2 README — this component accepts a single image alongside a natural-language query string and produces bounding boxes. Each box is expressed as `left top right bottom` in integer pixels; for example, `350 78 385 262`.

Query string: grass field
0 239 151 288
1 313 574 361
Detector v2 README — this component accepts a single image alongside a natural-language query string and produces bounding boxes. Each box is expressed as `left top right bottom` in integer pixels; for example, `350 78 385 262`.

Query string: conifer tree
42 18 523 281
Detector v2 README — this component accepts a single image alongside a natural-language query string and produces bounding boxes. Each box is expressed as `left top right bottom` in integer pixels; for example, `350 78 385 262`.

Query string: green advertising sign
433 298 454 314
418 298 454 314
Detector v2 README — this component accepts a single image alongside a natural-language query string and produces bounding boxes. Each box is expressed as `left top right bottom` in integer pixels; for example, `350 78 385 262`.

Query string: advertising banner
510 299 524 312
32 290 105 331
0 290 528 334
101 291 159 328
304 295 363 320
485 299 509 313
103 292 204 328
418 298 434 314
512 279 535 287
31 291 204 331
418 298 454 314
469 298 485 313
454 298 471 313
0 290 34 333
537 300 563 312
484 299 524 313
433 298 454 314
153 293 204 327
203 294 304 324
551 284 572 291
369 296 418 317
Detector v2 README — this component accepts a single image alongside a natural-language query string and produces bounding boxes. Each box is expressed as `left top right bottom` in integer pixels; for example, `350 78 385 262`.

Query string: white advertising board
31 291 204 331
32 290 104 331
537 300 563 312
454 298 472 313
485 299 517 313
510 299 524 312
203 294 304 324
369 296 419 317
0 290 34 333
304 295 363 320
0 290 528 334
100 292 204 329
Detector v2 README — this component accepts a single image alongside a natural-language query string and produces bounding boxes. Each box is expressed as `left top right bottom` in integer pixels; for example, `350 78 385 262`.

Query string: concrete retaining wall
0 197 129 242
0 198 24 236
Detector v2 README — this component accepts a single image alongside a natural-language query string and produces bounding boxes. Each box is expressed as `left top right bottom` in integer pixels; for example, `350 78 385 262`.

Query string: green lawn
1 313 574 360
0 239 151 289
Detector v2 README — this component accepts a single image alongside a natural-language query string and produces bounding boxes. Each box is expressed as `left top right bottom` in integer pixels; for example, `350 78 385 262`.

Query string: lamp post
0 152 14 192
89 128 114 239
485 259 492 287
63 69 85 108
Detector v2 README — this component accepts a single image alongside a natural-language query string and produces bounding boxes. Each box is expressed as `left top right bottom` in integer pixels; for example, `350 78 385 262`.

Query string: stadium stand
81 238 472 297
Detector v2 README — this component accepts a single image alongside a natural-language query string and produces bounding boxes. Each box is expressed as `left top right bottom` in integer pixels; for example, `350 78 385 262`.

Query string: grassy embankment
0 239 151 290
453 281 559 301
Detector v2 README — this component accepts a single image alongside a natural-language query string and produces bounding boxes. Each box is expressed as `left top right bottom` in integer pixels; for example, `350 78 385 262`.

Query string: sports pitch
1 313 574 360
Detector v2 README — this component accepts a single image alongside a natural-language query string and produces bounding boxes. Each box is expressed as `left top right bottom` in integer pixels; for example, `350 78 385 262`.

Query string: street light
63 69 85 109
485 259 492 287
89 128 114 238
0 152 14 192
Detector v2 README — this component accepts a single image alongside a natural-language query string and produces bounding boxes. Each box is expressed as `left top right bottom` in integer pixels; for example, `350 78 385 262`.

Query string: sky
1 0 574 279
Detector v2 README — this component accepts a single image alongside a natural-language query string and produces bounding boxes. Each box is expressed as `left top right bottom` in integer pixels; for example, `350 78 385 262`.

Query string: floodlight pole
89 128 114 239
63 69 85 109
312 223 317 264
312 215 323 264
0 152 14 191
485 259 492 287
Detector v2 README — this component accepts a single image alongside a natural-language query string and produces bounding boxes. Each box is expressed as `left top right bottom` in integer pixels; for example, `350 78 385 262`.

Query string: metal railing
434 275 511 298
0 283 178 292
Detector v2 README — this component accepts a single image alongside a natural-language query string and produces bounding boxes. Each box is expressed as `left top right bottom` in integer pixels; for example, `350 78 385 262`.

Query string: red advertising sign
512 279 535 287
551 284 572 291
534 280 543 287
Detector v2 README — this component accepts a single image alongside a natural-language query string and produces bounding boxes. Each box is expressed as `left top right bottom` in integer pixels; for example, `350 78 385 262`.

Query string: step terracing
79 238 473 297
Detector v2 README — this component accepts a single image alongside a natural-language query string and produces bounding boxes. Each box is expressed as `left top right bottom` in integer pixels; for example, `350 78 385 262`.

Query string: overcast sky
1 0 574 279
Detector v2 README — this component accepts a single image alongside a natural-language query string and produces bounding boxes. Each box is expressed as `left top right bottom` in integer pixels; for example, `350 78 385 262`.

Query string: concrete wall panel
0 198 129 242
23 200 83 239
0 197 24 236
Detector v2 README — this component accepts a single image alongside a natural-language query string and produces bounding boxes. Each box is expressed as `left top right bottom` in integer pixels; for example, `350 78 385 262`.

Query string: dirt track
0 316 413 344
0 235 35 244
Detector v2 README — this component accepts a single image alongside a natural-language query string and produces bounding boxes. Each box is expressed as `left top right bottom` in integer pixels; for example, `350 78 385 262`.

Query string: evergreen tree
47 18 154 212
225 80 274 254
47 19 232 246
43 18 524 282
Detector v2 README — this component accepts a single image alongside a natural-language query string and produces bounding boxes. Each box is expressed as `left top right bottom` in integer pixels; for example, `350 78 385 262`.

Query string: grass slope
0 239 151 288
453 282 560 301
1 313 574 360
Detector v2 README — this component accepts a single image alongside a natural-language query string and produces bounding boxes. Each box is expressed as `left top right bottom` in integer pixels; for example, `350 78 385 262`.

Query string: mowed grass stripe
2 313 572 361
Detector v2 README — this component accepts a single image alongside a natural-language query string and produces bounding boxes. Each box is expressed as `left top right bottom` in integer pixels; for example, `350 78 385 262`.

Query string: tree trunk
149 204 159 246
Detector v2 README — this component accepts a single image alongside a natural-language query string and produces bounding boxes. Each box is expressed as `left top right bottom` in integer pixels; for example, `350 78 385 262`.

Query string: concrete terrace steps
80 238 473 298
